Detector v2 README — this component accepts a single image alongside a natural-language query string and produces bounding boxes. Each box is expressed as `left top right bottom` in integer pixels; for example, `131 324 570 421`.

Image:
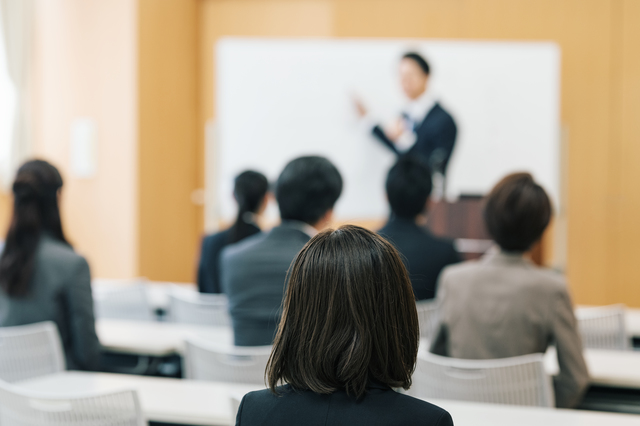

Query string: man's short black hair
402 52 430 75
386 156 432 219
276 156 343 226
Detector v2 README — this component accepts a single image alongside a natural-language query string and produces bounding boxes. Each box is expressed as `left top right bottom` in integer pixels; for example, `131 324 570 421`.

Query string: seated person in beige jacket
430 172 589 408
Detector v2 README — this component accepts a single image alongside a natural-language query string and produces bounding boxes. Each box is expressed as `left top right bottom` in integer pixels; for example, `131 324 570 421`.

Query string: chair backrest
0 380 146 426
412 352 555 407
93 281 155 322
183 336 271 384
0 322 65 383
575 304 630 350
229 393 244 422
168 291 231 326
416 300 440 341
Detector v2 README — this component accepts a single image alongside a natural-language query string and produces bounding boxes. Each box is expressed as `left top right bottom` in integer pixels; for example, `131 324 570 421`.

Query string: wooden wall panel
0 193 11 239
31 0 138 278
611 0 640 305
138 0 200 281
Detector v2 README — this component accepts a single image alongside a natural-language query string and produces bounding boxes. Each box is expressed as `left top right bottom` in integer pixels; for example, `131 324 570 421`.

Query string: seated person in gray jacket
221 156 343 346
430 172 589 408
0 160 102 371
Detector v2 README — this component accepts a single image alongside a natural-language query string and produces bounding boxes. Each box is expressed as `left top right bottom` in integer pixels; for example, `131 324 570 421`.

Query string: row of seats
0 309 631 417
94 283 231 325
95 283 632 351
0 321 266 385
0 322 144 425
0 321 558 409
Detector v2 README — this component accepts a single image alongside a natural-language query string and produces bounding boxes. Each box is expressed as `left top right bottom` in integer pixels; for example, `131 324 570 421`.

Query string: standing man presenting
356 52 458 180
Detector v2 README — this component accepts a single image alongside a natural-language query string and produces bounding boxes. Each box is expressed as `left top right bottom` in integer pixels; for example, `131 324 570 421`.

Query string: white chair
0 322 65 383
416 300 440 341
576 304 630 350
168 291 231 326
229 393 245 423
411 352 554 407
0 380 146 426
93 280 155 321
183 336 271 384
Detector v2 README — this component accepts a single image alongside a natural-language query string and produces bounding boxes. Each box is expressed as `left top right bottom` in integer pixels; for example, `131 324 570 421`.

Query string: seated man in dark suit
378 157 461 300
221 156 343 346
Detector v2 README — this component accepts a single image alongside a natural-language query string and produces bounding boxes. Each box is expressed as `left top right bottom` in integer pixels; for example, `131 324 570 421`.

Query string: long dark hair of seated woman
266 225 419 398
0 160 68 297
228 170 269 244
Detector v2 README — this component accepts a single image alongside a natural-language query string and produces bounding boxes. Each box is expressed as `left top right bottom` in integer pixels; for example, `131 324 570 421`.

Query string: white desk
18 372 258 426
583 350 640 389
98 320 640 389
625 308 640 338
17 372 640 426
92 280 197 311
544 348 640 389
432 398 640 426
97 319 232 357
93 287 640 338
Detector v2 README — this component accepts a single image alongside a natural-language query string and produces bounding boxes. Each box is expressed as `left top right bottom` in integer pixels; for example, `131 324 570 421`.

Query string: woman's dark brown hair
266 225 419 399
484 172 552 252
0 160 68 296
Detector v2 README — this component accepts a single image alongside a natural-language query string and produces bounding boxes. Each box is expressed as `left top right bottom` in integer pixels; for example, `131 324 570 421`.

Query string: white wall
215 38 560 221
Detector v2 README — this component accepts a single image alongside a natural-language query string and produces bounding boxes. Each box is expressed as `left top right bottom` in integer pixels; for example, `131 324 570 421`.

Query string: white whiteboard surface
216 38 560 222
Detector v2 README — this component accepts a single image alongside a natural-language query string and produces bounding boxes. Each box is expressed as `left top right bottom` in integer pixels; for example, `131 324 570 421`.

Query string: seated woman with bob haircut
430 173 589 408
236 225 453 426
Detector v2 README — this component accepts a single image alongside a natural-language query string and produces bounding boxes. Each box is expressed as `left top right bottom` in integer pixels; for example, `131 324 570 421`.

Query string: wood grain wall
31 0 138 278
138 0 200 281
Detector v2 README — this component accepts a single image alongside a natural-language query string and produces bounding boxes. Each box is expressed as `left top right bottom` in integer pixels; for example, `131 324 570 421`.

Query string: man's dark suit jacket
373 103 457 175
379 217 461 300
220 222 311 346
236 383 453 426
197 224 260 294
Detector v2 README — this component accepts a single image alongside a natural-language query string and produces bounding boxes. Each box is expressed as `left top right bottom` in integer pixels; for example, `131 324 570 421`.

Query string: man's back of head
386 156 432 220
381 156 460 300
222 155 343 346
276 156 343 228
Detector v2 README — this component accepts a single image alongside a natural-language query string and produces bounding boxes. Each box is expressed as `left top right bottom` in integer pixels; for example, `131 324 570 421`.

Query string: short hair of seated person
483 172 552 252
267 225 419 398
386 156 432 219
275 156 343 226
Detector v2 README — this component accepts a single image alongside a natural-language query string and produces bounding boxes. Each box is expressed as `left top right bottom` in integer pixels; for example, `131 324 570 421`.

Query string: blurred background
0 0 638 308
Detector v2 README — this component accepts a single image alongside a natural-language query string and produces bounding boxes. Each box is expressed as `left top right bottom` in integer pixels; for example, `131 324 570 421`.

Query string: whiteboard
215 38 560 222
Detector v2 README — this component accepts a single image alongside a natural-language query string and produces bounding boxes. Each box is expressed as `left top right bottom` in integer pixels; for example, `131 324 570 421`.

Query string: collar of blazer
278 220 318 238
482 246 534 266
